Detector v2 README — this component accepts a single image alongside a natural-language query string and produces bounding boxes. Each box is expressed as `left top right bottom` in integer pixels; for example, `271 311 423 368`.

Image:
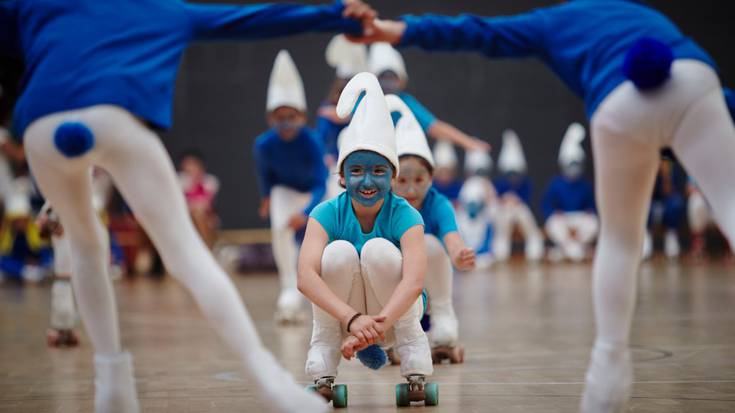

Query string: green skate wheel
395 383 410 407
332 384 348 408
424 382 439 406
306 384 317 392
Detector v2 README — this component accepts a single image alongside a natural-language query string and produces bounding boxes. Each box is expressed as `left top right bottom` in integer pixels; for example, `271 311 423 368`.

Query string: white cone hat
266 50 307 112
336 72 398 173
384 94 434 168
459 176 491 204
368 42 408 81
433 141 458 169
498 129 527 174
465 149 492 174
326 35 368 79
558 122 586 167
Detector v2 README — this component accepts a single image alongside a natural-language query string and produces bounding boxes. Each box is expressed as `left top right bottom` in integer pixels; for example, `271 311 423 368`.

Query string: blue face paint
343 151 394 207
466 200 485 220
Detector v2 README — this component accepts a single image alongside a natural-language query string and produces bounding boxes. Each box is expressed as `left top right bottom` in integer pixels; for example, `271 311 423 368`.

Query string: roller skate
428 304 464 364
274 288 305 325
306 376 348 408
395 374 438 407
47 279 80 348
431 345 464 364
46 328 80 347
386 347 401 365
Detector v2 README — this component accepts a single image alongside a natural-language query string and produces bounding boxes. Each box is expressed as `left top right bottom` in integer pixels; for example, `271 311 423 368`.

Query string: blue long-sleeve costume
398 0 715 119
0 0 361 137
253 127 328 215
494 176 532 206
541 176 595 220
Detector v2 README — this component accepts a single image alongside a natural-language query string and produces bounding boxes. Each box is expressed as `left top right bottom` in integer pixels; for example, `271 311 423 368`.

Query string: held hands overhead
342 0 406 45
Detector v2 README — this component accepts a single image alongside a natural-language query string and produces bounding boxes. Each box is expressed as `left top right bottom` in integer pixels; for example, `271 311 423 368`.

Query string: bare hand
346 18 406 45
467 137 492 152
342 0 378 37
340 335 366 360
452 247 476 271
345 314 386 346
258 198 270 219
287 213 308 231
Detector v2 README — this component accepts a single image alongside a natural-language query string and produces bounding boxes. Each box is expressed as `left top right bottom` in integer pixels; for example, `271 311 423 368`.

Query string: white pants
424 235 458 347
306 239 432 379
23 106 313 407
270 186 311 313
688 190 711 233
545 212 598 261
493 202 544 261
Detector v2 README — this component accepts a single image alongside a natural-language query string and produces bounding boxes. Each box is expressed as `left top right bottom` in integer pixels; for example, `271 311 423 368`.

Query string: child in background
457 149 497 269
178 151 220 249
643 156 685 260
254 50 328 324
431 141 464 203
298 73 436 407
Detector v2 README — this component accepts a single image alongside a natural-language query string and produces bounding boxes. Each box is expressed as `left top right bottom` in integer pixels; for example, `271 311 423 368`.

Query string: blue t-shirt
419 187 458 243
310 192 424 254
399 0 715 118
253 127 327 215
494 175 532 206
1 0 361 136
432 179 463 202
541 175 595 220
399 92 437 132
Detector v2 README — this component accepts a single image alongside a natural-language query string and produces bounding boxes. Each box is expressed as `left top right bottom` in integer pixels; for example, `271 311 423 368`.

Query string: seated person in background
643 155 685 260
0 190 51 282
178 150 220 249
431 141 463 203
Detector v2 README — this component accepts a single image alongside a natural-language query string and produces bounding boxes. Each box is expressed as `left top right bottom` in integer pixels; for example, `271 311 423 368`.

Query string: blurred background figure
0 182 51 283
493 130 544 262
687 178 733 262
318 35 367 199
254 50 327 324
431 141 463 204
369 42 489 152
643 155 686 260
457 175 496 269
542 123 597 262
178 150 220 249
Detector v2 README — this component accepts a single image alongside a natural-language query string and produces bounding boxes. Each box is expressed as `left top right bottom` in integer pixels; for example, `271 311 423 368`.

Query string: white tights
24 105 328 413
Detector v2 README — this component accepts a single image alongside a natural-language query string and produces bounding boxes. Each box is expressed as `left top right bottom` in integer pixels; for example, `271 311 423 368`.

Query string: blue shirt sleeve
400 93 437 132
541 180 559 220
253 139 273 198
304 132 328 215
392 197 425 242
186 1 362 41
0 1 21 59
310 199 337 242
434 196 459 241
399 12 546 58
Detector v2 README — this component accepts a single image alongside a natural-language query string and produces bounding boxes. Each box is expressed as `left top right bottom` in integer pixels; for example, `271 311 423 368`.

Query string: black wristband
346 312 362 333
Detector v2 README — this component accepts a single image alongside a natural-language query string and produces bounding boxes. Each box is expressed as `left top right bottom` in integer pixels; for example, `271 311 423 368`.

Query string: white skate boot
580 343 632 413
393 308 438 407
428 302 464 364
275 288 305 325
94 352 140 413
47 279 80 347
664 229 680 259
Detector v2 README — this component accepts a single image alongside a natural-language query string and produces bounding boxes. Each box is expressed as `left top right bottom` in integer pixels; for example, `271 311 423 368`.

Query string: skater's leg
361 239 433 377
306 240 360 379
423 235 458 347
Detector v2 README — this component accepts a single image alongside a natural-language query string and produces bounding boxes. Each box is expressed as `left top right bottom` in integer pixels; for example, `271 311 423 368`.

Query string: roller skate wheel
332 384 348 408
395 383 410 407
424 382 439 406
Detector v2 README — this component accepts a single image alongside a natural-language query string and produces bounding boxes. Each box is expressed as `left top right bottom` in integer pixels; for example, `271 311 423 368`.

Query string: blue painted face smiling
342 151 394 207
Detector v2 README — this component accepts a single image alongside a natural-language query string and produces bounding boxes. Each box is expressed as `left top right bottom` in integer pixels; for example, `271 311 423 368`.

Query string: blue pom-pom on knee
356 344 387 370
623 37 674 91
54 121 95 157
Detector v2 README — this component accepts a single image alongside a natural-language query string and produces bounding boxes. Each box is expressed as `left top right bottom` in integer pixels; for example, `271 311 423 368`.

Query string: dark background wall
163 0 734 229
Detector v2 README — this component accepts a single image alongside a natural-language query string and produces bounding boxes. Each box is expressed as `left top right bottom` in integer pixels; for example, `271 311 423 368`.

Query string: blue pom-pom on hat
54 121 95 157
356 344 387 370
623 37 674 91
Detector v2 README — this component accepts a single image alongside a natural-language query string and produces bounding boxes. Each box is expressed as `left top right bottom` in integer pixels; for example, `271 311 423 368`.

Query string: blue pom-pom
356 344 387 370
54 122 95 158
623 37 673 91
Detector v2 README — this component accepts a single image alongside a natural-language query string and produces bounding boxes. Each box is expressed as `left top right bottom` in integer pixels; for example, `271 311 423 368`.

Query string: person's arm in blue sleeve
541 181 557 220
518 177 532 205
0 1 21 59
186 1 362 41
399 11 547 58
304 135 329 215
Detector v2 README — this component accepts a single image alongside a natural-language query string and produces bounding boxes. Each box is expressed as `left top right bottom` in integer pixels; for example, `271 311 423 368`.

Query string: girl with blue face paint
254 50 328 325
297 73 436 407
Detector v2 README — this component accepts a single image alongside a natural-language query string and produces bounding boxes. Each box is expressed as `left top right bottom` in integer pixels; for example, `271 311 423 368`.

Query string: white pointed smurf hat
498 129 527 174
336 72 398 173
368 42 408 81
465 149 492 175
558 122 586 167
459 176 490 204
433 141 457 169
266 50 306 112
326 35 368 79
384 94 434 168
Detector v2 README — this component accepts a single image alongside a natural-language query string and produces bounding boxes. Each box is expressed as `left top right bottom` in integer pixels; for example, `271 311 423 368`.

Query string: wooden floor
1 260 734 412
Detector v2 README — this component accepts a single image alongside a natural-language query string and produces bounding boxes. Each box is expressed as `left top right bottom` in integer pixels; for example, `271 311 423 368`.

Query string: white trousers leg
546 212 598 261
361 238 433 377
494 203 543 261
423 235 458 347
687 191 711 233
270 186 311 316
25 105 328 413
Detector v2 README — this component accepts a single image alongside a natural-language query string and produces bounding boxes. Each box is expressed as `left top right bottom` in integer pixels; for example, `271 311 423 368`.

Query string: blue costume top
494 175 532 206
432 180 462 202
541 175 595 220
398 93 437 132
315 103 347 159
310 192 423 254
253 127 328 215
0 0 360 136
398 0 715 118
419 187 458 243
